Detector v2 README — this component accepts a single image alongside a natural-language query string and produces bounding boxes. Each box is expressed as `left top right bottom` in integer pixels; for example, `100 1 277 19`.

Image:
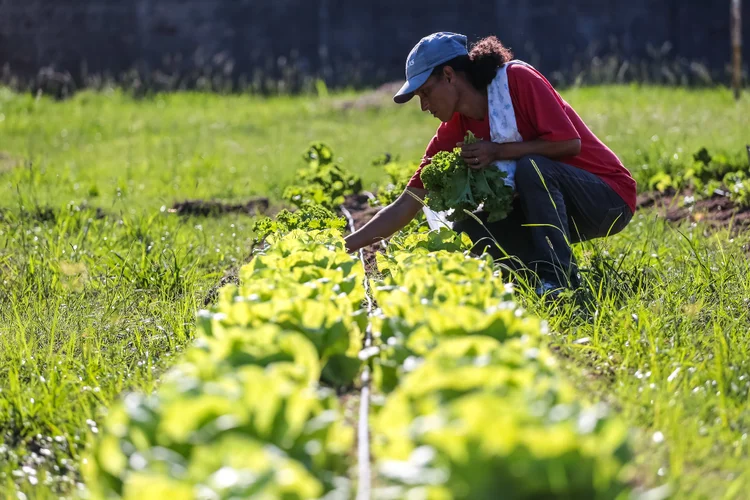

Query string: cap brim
393 69 431 104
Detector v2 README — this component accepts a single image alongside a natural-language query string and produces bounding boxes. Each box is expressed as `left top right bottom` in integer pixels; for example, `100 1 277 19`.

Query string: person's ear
443 66 456 83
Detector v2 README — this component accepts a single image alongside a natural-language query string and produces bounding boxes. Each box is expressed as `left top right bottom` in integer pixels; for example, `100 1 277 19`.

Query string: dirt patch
168 198 269 217
635 189 679 211
342 193 381 233
637 189 750 231
341 193 384 275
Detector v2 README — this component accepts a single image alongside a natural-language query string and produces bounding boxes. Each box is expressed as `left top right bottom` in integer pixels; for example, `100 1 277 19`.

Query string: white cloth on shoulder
485 59 530 190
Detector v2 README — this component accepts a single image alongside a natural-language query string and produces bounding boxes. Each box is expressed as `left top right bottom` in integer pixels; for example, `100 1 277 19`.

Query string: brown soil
636 189 750 231
168 198 269 217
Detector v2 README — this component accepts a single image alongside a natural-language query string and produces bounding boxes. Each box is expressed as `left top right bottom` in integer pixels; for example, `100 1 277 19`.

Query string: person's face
414 67 459 122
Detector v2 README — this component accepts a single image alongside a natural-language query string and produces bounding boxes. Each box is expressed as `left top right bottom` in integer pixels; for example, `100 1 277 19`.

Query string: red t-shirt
406 64 637 213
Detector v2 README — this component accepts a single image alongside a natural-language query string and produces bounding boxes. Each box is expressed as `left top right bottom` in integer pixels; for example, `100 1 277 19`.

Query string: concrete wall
0 0 746 92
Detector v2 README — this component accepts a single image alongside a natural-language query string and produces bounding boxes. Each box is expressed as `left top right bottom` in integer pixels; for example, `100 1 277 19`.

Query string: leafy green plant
421 132 514 223
386 226 473 255
232 229 366 386
371 248 534 391
724 170 750 206
370 157 421 207
372 338 632 500
647 171 674 193
283 142 362 210
252 205 347 242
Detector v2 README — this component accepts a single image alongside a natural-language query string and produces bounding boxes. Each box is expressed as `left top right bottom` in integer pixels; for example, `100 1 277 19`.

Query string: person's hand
457 140 499 170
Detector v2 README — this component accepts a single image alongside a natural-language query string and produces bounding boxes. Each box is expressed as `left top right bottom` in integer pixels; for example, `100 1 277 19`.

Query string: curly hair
431 36 514 91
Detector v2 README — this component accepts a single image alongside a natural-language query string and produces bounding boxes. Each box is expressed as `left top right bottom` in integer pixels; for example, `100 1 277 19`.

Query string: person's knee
514 155 550 189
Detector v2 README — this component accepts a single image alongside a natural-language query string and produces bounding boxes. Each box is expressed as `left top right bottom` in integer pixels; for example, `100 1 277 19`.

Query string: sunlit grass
518 214 750 498
0 84 748 497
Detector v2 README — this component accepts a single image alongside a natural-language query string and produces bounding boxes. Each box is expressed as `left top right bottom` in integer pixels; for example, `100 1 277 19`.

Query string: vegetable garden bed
83 143 646 500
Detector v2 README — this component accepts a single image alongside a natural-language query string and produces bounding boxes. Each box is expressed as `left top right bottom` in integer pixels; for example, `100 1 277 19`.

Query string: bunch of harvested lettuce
421 131 514 223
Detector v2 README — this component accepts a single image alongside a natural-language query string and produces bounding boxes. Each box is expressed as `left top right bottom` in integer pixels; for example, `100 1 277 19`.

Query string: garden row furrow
339 203 375 500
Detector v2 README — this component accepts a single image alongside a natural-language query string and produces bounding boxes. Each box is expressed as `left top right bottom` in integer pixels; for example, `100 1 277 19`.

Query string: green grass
520 215 750 499
0 87 435 209
0 84 748 498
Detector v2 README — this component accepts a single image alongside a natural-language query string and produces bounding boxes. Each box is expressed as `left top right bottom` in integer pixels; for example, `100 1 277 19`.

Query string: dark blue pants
453 155 633 287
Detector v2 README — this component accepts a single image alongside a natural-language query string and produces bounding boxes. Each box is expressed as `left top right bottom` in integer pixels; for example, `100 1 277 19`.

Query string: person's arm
460 138 581 169
493 138 580 160
344 187 426 252
344 113 464 252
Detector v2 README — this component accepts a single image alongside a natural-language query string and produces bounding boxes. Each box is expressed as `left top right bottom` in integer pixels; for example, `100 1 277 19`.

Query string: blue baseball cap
393 32 469 104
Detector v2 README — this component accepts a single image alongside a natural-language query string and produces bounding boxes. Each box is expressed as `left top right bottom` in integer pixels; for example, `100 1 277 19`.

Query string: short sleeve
507 65 580 142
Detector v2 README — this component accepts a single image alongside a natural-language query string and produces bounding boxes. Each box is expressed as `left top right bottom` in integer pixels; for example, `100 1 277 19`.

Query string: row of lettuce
85 144 636 499
368 231 634 498
84 228 364 499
